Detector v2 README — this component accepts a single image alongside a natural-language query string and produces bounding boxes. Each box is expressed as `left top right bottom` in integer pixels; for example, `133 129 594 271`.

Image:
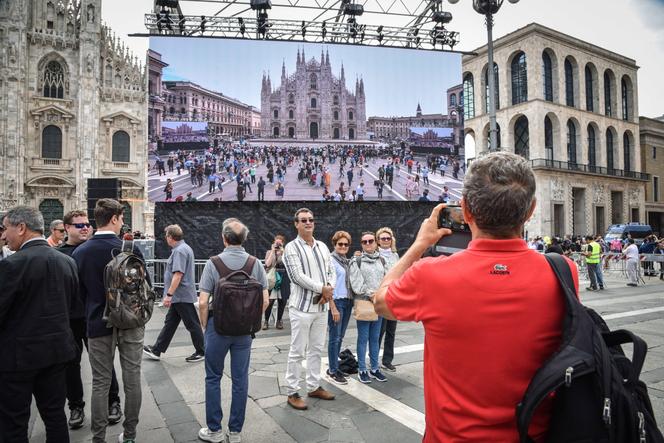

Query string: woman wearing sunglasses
349 231 388 384
376 227 399 372
326 231 353 385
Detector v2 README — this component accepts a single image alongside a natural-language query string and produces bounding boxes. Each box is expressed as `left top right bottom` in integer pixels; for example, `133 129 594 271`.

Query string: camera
435 205 472 256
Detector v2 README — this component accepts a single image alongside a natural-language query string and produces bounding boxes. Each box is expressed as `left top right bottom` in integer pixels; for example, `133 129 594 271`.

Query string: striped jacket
283 235 336 313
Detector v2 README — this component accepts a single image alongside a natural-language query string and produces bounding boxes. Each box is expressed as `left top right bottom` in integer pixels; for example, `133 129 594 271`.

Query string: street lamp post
448 0 519 152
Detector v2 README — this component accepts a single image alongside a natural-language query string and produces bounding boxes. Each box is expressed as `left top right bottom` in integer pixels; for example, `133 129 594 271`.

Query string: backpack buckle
602 398 611 425
564 366 574 387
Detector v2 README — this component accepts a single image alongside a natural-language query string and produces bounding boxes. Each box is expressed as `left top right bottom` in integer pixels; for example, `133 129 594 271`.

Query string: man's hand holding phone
414 204 452 249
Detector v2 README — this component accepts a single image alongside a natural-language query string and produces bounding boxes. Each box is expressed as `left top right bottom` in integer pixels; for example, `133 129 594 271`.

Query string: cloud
634 0 664 34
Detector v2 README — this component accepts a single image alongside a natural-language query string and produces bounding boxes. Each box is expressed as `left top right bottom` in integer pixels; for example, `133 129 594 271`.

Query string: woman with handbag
326 231 353 385
349 231 388 384
263 234 289 329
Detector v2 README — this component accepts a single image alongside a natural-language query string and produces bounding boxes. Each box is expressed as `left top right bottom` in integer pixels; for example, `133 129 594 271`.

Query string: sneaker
585 286 596 291
198 427 225 443
185 352 205 363
143 345 161 361
108 401 122 425
226 431 242 443
358 371 372 384
381 362 396 372
68 407 85 429
599 286 605 290
370 369 388 382
326 369 348 385
117 432 135 443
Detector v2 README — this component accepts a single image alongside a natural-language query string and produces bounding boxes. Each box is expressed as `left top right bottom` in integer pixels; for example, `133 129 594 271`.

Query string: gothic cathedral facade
0 0 149 231
261 49 367 141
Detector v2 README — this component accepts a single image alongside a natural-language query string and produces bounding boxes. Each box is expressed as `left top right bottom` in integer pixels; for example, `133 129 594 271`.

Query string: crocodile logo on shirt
490 264 510 275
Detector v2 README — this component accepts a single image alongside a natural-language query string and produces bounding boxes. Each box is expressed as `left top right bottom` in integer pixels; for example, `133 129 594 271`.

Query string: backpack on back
103 240 155 329
516 253 663 443
210 255 263 336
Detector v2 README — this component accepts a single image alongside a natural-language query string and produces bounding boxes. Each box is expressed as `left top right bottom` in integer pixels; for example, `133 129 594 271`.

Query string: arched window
349 128 355 140
545 116 554 162
484 63 500 112
588 125 596 168
606 129 614 170
273 126 280 137
623 132 631 172
310 74 317 90
348 111 354 120
565 59 575 107
585 66 595 112
43 61 65 98
105 65 113 87
288 109 294 119
511 52 528 105
567 120 577 164
310 98 316 108
333 110 339 120
273 109 278 119
621 78 630 121
450 94 457 107
39 199 64 231
604 71 613 117
514 116 529 159
112 131 130 162
288 94 294 104
542 52 553 102
42 125 62 159
333 127 340 139
333 95 339 105
288 127 295 138
463 73 475 119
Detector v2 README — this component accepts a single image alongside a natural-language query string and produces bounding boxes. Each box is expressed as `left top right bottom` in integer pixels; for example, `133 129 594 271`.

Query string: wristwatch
166 293 173 298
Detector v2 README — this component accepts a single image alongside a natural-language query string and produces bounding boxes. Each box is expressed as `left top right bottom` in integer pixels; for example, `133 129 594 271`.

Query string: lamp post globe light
448 0 519 152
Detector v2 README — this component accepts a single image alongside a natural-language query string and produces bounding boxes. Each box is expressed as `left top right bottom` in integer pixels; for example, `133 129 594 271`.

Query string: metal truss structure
138 0 467 53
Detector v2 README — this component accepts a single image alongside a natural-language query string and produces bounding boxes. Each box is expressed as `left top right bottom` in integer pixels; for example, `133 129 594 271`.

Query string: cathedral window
105 65 113 87
310 74 317 90
311 98 317 109
289 109 294 119
333 95 339 105
348 111 354 120
334 111 339 120
112 131 130 162
274 109 279 119
288 94 294 104
42 125 62 159
43 61 65 99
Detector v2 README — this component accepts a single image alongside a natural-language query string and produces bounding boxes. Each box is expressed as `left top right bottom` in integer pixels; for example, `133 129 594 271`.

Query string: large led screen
148 37 463 203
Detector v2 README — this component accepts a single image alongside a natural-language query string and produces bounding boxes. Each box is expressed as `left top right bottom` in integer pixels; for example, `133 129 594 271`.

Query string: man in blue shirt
144 224 204 363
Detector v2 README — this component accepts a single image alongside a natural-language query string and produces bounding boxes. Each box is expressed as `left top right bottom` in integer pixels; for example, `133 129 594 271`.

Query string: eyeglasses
379 236 392 241
72 223 92 229
55 229 66 233
361 239 375 245
298 218 315 224
336 242 349 247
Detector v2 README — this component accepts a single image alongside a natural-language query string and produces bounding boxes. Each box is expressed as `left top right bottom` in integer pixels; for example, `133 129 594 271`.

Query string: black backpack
338 348 359 375
516 253 663 443
210 256 263 337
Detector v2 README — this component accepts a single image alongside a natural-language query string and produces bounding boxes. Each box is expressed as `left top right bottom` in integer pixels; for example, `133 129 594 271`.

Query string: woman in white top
376 227 400 372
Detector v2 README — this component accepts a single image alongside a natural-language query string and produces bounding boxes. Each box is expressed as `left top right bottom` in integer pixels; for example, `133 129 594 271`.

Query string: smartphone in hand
436 205 472 255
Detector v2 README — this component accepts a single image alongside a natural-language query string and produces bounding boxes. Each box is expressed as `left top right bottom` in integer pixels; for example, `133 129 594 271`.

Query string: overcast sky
102 0 664 118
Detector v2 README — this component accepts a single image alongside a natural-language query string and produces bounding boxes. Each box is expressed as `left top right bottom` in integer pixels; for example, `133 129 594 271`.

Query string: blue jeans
594 263 605 288
356 317 382 372
327 298 353 374
204 318 252 433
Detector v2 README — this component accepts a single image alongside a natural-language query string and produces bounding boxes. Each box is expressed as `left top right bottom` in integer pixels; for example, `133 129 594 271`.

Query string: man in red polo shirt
374 152 578 442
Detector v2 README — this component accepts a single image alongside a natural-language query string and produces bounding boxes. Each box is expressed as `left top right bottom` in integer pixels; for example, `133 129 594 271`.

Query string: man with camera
373 152 577 442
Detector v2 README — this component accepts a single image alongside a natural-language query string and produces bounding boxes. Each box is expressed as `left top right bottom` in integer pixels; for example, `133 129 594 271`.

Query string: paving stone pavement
28 272 664 442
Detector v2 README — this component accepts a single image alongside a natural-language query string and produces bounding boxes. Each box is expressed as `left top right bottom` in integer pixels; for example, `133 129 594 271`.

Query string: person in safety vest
583 235 604 291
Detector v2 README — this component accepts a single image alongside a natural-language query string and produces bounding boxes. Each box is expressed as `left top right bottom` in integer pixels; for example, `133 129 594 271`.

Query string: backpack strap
210 255 233 278
603 329 648 385
241 256 256 275
121 240 134 254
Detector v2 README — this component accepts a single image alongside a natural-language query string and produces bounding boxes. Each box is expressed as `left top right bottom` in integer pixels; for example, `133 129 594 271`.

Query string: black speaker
87 178 121 228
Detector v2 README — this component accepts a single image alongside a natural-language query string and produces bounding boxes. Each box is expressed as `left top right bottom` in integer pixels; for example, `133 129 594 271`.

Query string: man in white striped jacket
282 207 337 410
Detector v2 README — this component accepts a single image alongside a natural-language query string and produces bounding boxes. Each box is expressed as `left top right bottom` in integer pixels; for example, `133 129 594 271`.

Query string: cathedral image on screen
261 48 367 141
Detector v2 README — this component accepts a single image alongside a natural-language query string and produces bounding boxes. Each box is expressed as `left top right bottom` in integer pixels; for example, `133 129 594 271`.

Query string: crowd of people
152 144 464 203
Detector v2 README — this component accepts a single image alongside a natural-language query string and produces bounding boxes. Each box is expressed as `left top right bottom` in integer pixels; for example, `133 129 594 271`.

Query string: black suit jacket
0 239 77 372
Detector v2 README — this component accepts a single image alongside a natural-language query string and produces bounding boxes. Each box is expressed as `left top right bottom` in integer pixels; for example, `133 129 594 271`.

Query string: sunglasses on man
71 223 92 229
361 239 375 245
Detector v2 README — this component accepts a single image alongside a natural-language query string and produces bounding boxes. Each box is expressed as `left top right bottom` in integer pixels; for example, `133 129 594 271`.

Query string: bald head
222 218 249 245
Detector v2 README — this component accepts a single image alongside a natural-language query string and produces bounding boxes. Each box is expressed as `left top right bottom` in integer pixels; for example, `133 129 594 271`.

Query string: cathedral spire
326 49 330 66
416 103 422 117
282 59 286 79
341 63 345 84
321 48 324 65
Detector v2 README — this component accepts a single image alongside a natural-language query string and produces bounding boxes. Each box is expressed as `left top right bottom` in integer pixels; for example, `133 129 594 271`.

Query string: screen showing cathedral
148 37 463 203
161 121 209 151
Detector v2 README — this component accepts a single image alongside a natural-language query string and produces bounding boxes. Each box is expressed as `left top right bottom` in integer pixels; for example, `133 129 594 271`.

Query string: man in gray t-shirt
143 225 205 363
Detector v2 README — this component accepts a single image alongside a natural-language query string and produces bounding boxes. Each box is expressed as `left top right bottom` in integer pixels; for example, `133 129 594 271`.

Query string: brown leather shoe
307 387 335 400
276 320 284 329
287 393 308 410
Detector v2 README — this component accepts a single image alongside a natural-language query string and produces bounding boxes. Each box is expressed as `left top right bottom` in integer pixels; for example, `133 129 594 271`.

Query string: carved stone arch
37 52 70 97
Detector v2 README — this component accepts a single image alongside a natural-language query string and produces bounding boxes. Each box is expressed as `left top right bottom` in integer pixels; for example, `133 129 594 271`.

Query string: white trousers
285 307 327 395
627 260 639 284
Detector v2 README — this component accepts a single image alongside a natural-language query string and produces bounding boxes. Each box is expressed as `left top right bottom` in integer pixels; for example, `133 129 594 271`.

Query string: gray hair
4 206 45 235
222 217 249 245
164 224 184 241
50 219 64 231
462 152 536 238
293 207 314 222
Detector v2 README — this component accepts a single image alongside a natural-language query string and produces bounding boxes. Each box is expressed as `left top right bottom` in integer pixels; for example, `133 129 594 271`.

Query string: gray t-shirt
164 241 198 304
199 246 268 297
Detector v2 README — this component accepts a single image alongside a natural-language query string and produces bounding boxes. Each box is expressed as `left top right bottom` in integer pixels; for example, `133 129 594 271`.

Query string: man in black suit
0 205 78 442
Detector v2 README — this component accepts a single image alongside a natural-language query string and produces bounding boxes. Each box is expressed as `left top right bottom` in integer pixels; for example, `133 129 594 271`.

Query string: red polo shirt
386 239 578 442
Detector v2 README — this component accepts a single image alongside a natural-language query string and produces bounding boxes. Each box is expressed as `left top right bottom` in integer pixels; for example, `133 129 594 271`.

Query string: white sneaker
226 431 242 443
198 427 225 443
